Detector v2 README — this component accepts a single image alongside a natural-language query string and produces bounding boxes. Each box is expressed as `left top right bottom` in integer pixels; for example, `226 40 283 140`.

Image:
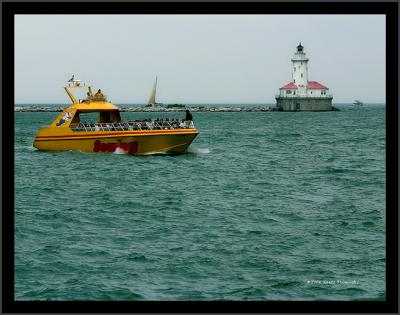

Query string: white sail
147 76 157 105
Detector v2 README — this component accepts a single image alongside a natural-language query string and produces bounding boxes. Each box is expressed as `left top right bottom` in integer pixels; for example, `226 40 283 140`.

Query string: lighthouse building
275 43 333 111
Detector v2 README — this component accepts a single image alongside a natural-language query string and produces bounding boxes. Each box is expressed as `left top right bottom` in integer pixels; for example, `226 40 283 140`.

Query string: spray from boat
187 146 210 154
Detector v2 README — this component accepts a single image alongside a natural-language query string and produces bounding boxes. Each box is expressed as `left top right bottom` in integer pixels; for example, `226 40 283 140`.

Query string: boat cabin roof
64 80 119 112
70 102 119 112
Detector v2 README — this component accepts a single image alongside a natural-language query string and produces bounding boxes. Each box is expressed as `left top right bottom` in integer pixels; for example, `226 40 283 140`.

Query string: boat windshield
77 112 98 123
69 110 121 126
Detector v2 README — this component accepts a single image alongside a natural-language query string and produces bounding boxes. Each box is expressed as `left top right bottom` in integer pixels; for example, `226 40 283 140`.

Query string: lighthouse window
301 73 303 78
287 90 292 94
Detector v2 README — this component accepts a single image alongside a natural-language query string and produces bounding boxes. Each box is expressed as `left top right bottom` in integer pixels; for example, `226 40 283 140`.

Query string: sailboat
353 100 364 106
146 76 164 108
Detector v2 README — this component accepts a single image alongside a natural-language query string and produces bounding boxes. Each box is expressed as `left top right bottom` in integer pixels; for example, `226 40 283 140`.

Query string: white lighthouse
275 43 334 111
292 43 309 90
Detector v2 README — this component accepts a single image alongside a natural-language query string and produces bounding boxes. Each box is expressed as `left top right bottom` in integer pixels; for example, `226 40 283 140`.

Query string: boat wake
112 146 210 156
187 146 210 154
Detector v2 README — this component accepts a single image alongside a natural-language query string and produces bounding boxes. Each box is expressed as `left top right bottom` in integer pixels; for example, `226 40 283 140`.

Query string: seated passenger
146 121 154 129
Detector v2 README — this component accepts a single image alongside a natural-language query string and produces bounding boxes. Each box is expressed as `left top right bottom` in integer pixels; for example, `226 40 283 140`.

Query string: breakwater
14 105 275 112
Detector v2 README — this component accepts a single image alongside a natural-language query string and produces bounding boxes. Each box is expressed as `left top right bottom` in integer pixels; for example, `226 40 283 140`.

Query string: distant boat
146 76 164 108
353 100 363 106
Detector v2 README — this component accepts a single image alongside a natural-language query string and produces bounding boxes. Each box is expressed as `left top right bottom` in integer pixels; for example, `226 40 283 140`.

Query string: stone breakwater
14 105 275 112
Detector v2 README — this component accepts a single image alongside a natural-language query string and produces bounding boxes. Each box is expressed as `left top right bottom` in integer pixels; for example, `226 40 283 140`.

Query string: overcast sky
15 15 385 104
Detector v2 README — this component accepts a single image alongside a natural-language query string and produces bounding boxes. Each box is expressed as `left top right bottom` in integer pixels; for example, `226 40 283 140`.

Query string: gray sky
15 15 385 104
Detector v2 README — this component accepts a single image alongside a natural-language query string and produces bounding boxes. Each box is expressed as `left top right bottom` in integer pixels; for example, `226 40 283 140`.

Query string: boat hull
33 129 199 155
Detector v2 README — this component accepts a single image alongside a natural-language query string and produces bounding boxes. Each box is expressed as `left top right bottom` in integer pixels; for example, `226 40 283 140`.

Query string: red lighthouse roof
279 82 298 90
307 81 328 89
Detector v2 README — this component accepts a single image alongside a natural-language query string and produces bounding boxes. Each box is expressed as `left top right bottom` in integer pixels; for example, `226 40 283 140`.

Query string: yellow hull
33 128 199 155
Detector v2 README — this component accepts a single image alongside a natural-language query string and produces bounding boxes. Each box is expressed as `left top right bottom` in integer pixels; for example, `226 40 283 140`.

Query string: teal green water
15 106 386 301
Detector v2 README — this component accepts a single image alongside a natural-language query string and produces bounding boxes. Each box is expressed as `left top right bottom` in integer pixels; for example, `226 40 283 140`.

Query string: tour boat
33 78 199 155
353 100 363 106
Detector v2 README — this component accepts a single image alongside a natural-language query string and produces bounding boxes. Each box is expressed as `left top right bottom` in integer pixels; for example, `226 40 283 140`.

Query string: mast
147 76 157 105
64 75 85 104
64 86 78 104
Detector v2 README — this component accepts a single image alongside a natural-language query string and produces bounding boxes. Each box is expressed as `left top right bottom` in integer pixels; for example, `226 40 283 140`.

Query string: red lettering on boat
128 142 138 153
93 140 101 152
93 140 138 154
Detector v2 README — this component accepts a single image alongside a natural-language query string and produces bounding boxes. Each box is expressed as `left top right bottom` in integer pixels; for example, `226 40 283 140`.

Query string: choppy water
14 105 386 301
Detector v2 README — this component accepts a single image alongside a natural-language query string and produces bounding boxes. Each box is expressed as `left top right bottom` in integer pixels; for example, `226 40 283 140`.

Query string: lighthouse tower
291 43 308 93
275 43 333 111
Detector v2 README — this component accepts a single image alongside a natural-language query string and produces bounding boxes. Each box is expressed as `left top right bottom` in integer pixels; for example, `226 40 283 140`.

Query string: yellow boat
33 78 199 155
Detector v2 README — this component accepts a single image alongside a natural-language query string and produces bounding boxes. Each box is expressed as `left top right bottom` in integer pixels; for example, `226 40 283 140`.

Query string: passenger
149 122 154 130
95 89 103 96
185 109 193 121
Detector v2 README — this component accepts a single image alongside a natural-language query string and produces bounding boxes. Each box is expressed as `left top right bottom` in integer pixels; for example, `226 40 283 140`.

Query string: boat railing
70 120 195 132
